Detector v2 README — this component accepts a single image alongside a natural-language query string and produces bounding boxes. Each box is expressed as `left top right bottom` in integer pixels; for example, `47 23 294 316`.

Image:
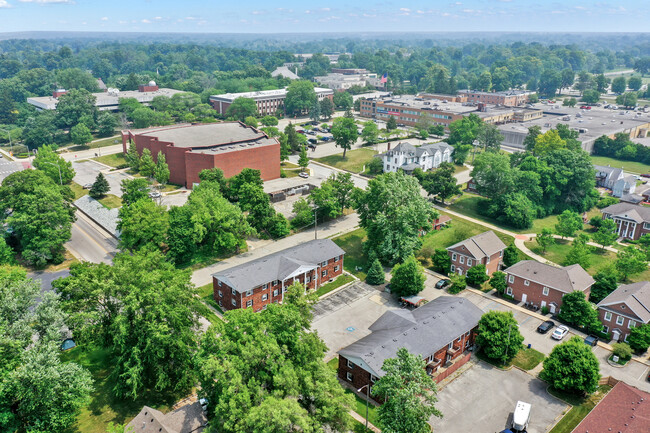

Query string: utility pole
314 208 317 240
357 384 370 431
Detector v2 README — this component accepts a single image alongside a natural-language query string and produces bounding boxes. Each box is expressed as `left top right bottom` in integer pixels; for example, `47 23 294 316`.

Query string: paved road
28 269 71 301
59 143 124 162
0 158 26 182
66 211 119 264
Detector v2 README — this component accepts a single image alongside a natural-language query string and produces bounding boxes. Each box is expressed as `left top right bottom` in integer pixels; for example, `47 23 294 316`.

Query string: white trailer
512 401 531 432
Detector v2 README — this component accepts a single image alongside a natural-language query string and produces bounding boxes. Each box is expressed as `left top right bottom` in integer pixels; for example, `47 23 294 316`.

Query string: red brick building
121 122 280 188
209 87 334 116
571 381 650 433
446 231 507 276
337 297 483 398
458 89 535 106
212 239 345 313
505 261 594 313
601 202 650 241
597 281 650 342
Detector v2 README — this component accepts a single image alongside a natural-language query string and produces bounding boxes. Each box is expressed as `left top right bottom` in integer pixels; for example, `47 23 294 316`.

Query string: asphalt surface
66 211 119 264
0 158 26 182
72 160 130 197
312 282 376 321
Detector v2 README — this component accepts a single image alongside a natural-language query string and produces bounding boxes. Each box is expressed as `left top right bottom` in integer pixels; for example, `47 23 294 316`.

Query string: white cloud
100 16 108 21
304 9 311 14
154 16 162 20
141 19 151 23
320 7 330 11
0 0 10 7
400 7 410 12
251 10 263 15
185 16 197 20
574 6 585 10
362 13 376 18
19 0 75 3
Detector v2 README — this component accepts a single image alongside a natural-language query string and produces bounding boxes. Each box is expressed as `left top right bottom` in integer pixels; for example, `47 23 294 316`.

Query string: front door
541 300 546 308
521 294 528 304
612 329 621 341
549 304 556 314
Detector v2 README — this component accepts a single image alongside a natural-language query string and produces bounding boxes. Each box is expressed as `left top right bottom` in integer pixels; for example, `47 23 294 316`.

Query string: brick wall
447 247 502 277
433 352 471 384
598 303 645 341
505 273 589 311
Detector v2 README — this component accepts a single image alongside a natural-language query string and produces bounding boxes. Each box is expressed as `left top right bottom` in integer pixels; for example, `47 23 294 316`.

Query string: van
512 401 531 432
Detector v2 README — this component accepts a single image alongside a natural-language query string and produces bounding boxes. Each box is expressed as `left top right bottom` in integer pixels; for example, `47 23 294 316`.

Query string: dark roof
571 381 650 433
447 230 507 260
505 260 594 293
597 281 650 323
125 402 207 433
338 296 483 377
213 239 345 293
601 202 650 224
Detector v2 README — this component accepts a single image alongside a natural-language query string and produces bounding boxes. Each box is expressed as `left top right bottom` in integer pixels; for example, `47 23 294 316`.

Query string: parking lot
72 161 131 197
430 361 568 433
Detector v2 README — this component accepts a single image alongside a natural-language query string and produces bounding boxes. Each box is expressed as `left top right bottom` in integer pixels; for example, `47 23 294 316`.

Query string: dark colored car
435 279 451 290
536 320 556 334
308 144 317 150
584 335 598 347
642 173 650 178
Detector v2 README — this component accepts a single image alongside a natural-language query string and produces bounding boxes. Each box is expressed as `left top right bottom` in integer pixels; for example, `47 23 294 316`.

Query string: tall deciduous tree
285 80 317 116
32 144 75 185
476 311 524 364
540 336 600 394
615 247 647 281
225 97 257 121
70 123 93 146
298 145 309 171
414 163 461 203
555 210 583 239
55 88 98 128
372 348 442 433
592 218 617 249
355 171 438 265
589 266 618 304
154 151 170 186
320 97 334 119
331 116 358 158
390 255 425 297
611 76 627 94
361 121 380 145
558 291 601 332
536 228 555 253
117 198 169 251
120 178 150 206
476 123 503 152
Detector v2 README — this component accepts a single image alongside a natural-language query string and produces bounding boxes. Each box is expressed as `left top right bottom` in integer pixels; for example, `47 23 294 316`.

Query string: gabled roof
381 142 453 160
505 260 594 293
597 281 650 323
571 381 650 433
213 239 345 293
594 165 623 180
446 230 507 260
601 202 650 223
338 296 483 377
125 402 207 433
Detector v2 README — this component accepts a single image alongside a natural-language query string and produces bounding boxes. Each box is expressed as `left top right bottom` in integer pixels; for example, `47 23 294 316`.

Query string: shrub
448 274 466 294
612 342 633 360
541 306 550 315
389 255 425 297
489 271 507 294
596 196 619 209
589 216 602 228
432 248 451 275
465 264 489 287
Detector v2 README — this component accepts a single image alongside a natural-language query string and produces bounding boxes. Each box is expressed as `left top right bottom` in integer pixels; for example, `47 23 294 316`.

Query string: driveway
72 161 131 197
430 361 568 433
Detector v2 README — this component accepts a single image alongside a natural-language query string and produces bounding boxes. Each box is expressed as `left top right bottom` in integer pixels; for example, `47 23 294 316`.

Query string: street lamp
0 128 13 155
41 161 63 185
357 384 371 431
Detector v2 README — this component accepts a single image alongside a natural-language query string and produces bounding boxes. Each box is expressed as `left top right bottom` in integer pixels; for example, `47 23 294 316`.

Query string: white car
298 172 309 179
551 325 569 340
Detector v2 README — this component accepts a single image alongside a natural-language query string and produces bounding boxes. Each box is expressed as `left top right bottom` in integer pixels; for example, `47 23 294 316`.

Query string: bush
612 342 633 360
389 255 425 297
541 306 550 315
596 196 619 209
489 271 507 294
627 324 650 353
448 274 466 294
465 264 489 287
432 248 451 275
280 169 287 178
589 216 602 228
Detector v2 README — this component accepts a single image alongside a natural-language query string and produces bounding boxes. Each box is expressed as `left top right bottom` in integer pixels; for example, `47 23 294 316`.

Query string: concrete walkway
349 410 381 433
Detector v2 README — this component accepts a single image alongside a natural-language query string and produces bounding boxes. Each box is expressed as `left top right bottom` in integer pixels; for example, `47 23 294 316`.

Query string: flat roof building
314 73 382 91
209 87 334 116
121 122 280 188
458 89 536 107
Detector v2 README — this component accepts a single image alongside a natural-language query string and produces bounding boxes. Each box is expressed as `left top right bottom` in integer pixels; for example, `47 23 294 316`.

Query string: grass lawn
332 228 368 279
69 182 89 200
511 347 545 370
590 155 650 175
60 346 182 433
197 283 224 314
314 148 378 173
98 194 122 209
316 274 355 297
548 385 612 433
92 152 128 168
453 164 469 175
327 358 381 428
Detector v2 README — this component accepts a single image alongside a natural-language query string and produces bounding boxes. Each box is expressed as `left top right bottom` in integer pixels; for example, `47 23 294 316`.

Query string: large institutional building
209 87 334 116
121 122 280 188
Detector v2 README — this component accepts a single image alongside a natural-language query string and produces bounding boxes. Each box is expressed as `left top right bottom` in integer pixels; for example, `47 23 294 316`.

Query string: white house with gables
379 142 453 174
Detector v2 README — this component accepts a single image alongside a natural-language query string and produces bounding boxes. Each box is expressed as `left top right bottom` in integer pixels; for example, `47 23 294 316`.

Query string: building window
218 300 222 307
346 372 353 382
347 359 354 368
506 287 513 296
604 311 612 321
272 280 279 286
602 325 609 333
467 258 473 267
262 294 268 301
246 300 253 308
306 276 311 283
629 320 636 328
322 270 328 277
508 275 514 284
524 280 530 286
246 290 253 297
273 289 279 297
450 265 455 273
459 256 465 264
231 288 236 296
452 253 457 261
218 290 223 298
542 287 549 296
263 283 268 290
321 261 328 267
616 315 624 326
218 280 222 286
370 375 377 383
231 299 236 306
334 265 340 272
335 255 340 261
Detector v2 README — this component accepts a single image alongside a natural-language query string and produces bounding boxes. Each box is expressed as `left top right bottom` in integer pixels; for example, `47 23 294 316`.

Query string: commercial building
209 87 334 116
337 297 483 395
121 122 280 188
271 66 300 80
378 141 453 174
504 261 594 313
601 202 650 240
458 89 535 106
447 231 506 276
314 72 384 91
212 239 345 313
26 81 184 111
597 281 650 342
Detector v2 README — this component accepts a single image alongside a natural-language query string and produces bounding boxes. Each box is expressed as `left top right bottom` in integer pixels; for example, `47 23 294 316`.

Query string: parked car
83 183 93 189
308 138 318 144
536 320 556 334
641 173 650 179
148 191 162 199
308 144 317 150
306 130 316 135
584 334 598 346
321 136 331 142
551 325 569 340
435 279 451 290
298 172 309 179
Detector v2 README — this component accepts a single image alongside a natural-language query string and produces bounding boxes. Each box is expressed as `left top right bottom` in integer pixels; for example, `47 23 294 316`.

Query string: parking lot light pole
357 384 370 431
41 161 63 185
0 128 12 155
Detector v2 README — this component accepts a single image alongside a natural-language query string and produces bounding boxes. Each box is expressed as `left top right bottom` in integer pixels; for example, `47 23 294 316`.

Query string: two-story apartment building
212 239 345 312
504 261 594 313
601 202 650 241
337 296 483 396
446 231 507 276
379 141 453 174
597 281 650 342
595 165 625 189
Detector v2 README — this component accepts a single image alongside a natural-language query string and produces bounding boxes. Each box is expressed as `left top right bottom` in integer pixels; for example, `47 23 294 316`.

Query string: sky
0 0 648 34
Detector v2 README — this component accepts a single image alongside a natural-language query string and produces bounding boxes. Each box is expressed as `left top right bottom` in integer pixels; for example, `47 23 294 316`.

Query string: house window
459 256 465 264
246 290 253 297
322 270 328 277
452 253 457 261
334 265 340 272
335 255 340 261
263 283 268 290
629 320 636 328
231 288 236 296
506 287 513 296
218 290 223 298
370 375 377 383
246 300 253 308
467 258 473 267
218 280 222 286
346 372 353 382
644 223 650 230
272 280 279 286
321 261 328 267
604 311 612 321
450 265 455 273
448 341 453 349
465 339 470 348
602 325 609 333
218 300 222 307
306 276 311 283
347 359 354 368
542 287 549 296
273 289 279 297
524 280 530 286
616 315 624 326
508 275 514 283
262 294 268 301
231 299 236 306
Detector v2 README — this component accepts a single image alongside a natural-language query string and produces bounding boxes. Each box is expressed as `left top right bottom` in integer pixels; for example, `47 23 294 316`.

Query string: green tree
615 247 647 281
386 116 397 131
470 152 514 199
117 198 169 251
154 151 170 186
540 336 600 395
589 266 618 303
415 162 461 203
298 145 309 171
555 210 583 239
0 170 74 267
564 239 591 270
592 218 617 249
361 121 380 145
320 97 334 119
448 273 466 294
616 92 638 108
558 291 601 332
581 89 601 104
372 348 442 433
563 97 577 107
125 142 140 171
536 228 555 254
89 172 110 199
70 123 93 146
534 129 567 155
466 264 489 287
331 116 358 158
244 115 258 128
475 70 492 91
285 80 317 116
196 283 353 433
309 100 321 122
366 258 385 285
33 144 75 185
628 76 643 91
355 171 438 265
139 148 155 178
476 122 503 152
523 125 542 152
446 114 482 164
333 91 353 110
390 255 425 297
612 342 632 360
627 324 650 353
560 69 575 93
55 88 98 128
261 115 278 127
538 69 561 97
489 271 507 295
432 248 451 274
290 198 313 230
611 76 627 94
476 311 524 365
97 112 117 137
0 237 15 265
120 178 150 206
595 74 610 93
226 97 258 121
503 243 520 267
